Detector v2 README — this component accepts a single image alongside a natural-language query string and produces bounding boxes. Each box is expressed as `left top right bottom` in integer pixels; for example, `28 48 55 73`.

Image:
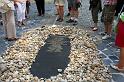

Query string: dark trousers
35 0 45 15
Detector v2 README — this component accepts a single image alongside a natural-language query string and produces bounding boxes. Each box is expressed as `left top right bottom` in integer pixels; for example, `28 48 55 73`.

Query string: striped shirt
104 0 117 5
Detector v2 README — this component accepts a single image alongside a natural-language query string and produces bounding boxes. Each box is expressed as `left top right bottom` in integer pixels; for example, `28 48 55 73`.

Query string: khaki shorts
102 5 116 24
55 0 65 6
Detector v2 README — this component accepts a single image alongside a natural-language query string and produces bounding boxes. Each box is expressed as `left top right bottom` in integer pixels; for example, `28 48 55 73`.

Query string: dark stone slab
30 34 71 79
112 74 124 82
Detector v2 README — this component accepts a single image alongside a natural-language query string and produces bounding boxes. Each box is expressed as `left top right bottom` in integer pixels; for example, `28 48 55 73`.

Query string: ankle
116 64 124 69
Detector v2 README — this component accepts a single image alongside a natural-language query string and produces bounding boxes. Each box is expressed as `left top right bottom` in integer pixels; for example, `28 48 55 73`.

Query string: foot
66 19 74 23
102 34 111 40
99 32 107 36
92 27 98 31
66 13 70 16
110 64 124 72
56 18 61 21
58 18 63 22
6 37 19 41
25 15 30 19
73 21 78 25
17 22 22 27
22 21 26 26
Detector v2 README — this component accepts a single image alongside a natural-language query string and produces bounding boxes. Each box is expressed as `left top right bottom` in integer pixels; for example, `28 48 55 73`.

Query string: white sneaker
99 32 107 36
102 34 111 40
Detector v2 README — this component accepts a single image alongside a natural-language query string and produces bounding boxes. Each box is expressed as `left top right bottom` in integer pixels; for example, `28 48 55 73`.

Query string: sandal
90 27 95 29
58 18 63 22
92 27 98 31
56 18 61 21
7 37 19 41
110 64 124 72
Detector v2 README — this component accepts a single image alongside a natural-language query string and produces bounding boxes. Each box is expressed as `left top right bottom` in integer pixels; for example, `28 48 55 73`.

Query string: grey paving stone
112 74 124 82
97 43 108 50
112 60 119 65
102 49 114 56
103 58 113 65
109 56 119 61
99 53 107 58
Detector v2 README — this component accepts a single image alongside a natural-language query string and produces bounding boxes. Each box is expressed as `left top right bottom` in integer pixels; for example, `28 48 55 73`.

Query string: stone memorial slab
30 34 71 78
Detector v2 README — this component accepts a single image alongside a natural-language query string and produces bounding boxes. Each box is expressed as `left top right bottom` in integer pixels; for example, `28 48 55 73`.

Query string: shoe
25 15 30 19
90 26 95 29
99 32 107 36
102 34 111 40
58 18 63 22
66 19 74 23
22 21 26 26
92 27 98 31
110 64 124 72
66 13 70 16
73 21 78 25
7 37 19 41
18 22 22 27
56 18 61 21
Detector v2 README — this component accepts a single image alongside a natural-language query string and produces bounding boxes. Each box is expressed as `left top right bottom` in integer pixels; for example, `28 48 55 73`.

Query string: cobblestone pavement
0 0 124 82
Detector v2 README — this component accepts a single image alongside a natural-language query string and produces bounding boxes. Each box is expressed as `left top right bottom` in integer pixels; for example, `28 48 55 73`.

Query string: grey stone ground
0 0 124 82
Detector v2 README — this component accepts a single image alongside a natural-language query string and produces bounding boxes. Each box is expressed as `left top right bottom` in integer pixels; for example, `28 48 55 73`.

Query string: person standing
102 0 117 39
14 0 27 26
66 0 81 25
0 0 17 41
89 0 102 31
35 0 45 16
55 0 65 22
111 12 124 72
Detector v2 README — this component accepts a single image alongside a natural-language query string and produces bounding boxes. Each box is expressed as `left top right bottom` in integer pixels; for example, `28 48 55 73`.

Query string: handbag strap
116 4 124 21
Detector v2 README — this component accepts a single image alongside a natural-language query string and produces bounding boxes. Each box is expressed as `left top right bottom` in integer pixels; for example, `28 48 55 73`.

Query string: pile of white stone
0 26 111 82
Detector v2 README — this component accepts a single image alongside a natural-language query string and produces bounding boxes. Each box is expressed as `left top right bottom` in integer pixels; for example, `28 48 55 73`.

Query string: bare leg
59 6 64 19
56 5 60 18
116 48 124 69
104 23 108 33
107 23 112 35
74 9 79 19
70 8 75 19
